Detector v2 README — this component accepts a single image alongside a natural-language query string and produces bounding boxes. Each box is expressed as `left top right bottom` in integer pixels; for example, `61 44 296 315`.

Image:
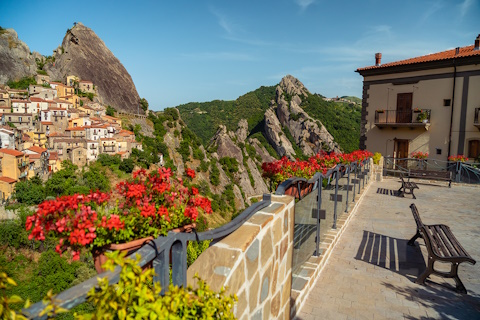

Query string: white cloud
459 0 474 17
295 0 315 10
209 6 238 34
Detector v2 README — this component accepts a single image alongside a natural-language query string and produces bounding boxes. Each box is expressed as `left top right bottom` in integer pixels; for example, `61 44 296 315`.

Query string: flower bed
448 154 468 162
261 150 372 190
411 151 428 159
26 167 212 260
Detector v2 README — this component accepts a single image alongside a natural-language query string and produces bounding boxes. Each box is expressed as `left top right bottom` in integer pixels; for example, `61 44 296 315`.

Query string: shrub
209 160 220 186
119 158 134 173
372 152 382 165
68 251 237 319
220 157 239 180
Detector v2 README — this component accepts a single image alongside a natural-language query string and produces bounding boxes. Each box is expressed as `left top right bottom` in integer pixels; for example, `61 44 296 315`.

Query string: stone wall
373 156 384 181
187 195 295 320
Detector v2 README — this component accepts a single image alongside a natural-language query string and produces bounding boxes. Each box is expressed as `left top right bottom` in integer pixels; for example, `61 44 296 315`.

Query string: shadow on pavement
355 230 426 282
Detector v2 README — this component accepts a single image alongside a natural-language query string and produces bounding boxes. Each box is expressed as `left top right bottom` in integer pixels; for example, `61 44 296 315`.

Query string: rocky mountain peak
0 28 37 84
279 75 310 97
46 22 141 113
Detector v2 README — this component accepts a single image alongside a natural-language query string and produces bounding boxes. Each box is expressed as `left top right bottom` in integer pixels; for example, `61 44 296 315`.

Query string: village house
356 35 480 162
11 100 27 114
59 94 80 108
7 88 28 99
66 75 79 87
35 73 50 85
26 97 49 113
86 140 99 163
0 89 11 111
0 126 15 150
51 138 86 162
5 149 30 182
79 80 94 93
53 99 72 110
77 104 94 115
32 130 47 148
30 88 57 101
65 126 86 139
68 115 91 128
70 145 88 167
100 137 117 154
2 113 33 127
86 124 109 141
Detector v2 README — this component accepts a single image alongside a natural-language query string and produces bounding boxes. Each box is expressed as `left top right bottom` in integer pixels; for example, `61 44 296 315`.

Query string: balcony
18 161 27 168
374 109 431 130
475 108 480 130
90 145 97 149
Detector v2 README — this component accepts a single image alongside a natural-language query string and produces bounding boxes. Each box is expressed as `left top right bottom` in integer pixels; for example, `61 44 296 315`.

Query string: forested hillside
177 86 276 144
302 94 361 153
178 83 361 153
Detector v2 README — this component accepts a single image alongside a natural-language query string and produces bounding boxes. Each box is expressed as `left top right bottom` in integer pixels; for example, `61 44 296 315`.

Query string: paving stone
295 179 480 320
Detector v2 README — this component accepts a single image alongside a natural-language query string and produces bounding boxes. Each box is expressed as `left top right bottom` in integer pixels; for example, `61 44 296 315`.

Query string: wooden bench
407 203 476 294
398 174 419 199
408 169 452 187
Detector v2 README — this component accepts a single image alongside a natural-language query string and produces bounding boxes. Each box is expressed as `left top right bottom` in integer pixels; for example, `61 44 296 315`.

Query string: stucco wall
187 195 295 320
362 64 480 162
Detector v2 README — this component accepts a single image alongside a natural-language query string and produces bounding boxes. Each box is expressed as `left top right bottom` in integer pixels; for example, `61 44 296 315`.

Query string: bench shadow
382 281 480 319
376 188 402 197
354 230 426 282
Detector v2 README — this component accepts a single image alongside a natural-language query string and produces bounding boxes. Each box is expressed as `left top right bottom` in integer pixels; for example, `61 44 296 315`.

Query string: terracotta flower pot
92 223 197 274
284 181 314 199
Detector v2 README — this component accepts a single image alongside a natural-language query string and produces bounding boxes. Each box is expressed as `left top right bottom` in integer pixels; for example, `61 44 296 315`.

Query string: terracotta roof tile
357 45 480 71
0 148 24 157
27 146 47 154
0 177 17 183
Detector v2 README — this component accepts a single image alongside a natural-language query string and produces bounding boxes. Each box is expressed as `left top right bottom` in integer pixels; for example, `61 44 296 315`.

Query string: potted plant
26 167 212 272
411 151 428 159
448 155 468 162
416 111 429 123
376 109 385 113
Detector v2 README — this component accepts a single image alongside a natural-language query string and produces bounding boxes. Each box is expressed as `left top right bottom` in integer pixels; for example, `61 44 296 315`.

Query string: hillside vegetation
178 85 361 153
302 94 361 153
177 86 276 144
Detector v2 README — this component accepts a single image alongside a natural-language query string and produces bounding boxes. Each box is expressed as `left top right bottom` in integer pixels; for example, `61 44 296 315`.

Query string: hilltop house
356 34 480 162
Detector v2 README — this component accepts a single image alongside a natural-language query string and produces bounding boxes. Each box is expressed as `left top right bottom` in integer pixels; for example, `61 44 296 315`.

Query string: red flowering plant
26 167 212 260
262 150 373 190
448 155 468 162
411 151 428 159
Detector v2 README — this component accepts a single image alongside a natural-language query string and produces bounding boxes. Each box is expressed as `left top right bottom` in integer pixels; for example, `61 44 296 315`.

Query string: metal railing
22 194 273 318
383 157 480 184
274 159 370 275
375 109 431 125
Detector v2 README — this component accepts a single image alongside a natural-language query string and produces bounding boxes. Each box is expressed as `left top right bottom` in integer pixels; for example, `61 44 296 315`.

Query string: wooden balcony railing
374 109 431 129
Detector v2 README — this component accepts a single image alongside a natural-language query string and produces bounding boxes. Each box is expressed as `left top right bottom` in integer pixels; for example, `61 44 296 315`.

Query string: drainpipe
447 52 457 162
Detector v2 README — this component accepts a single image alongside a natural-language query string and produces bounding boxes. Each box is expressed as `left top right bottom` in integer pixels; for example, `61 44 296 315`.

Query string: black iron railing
274 159 370 274
22 194 273 318
375 109 431 125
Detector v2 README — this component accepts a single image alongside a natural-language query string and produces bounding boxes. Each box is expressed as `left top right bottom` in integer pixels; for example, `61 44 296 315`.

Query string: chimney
375 53 382 66
455 47 460 55
475 34 480 51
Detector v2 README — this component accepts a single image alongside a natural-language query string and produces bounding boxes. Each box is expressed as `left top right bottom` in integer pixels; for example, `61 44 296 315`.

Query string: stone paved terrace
296 178 480 320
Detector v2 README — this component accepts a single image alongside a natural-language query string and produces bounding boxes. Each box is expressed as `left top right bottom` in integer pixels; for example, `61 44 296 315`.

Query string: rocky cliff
0 28 37 84
45 23 141 113
265 75 341 158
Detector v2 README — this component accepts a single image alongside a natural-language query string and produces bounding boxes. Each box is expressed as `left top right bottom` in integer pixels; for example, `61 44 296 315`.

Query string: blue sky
1 0 478 110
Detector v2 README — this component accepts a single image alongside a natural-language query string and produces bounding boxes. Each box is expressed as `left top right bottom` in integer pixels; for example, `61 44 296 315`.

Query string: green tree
119 158 134 173
139 98 149 112
106 105 116 117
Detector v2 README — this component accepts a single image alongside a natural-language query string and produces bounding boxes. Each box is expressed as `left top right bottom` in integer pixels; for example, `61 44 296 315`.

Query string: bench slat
426 226 450 258
439 225 471 258
432 225 457 257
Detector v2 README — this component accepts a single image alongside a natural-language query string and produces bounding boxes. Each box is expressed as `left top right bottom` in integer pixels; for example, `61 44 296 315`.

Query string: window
78 151 81 155
468 140 480 159
444 99 451 107
18 117 22 122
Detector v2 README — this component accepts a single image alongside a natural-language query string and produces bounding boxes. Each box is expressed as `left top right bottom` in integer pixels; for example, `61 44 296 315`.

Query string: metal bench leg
451 263 467 294
416 257 434 285
411 189 416 200
408 231 421 246
398 186 405 197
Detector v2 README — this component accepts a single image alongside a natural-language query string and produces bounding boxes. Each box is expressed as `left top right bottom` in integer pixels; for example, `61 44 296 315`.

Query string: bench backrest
399 173 407 184
409 169 452 180
409 203 424 230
